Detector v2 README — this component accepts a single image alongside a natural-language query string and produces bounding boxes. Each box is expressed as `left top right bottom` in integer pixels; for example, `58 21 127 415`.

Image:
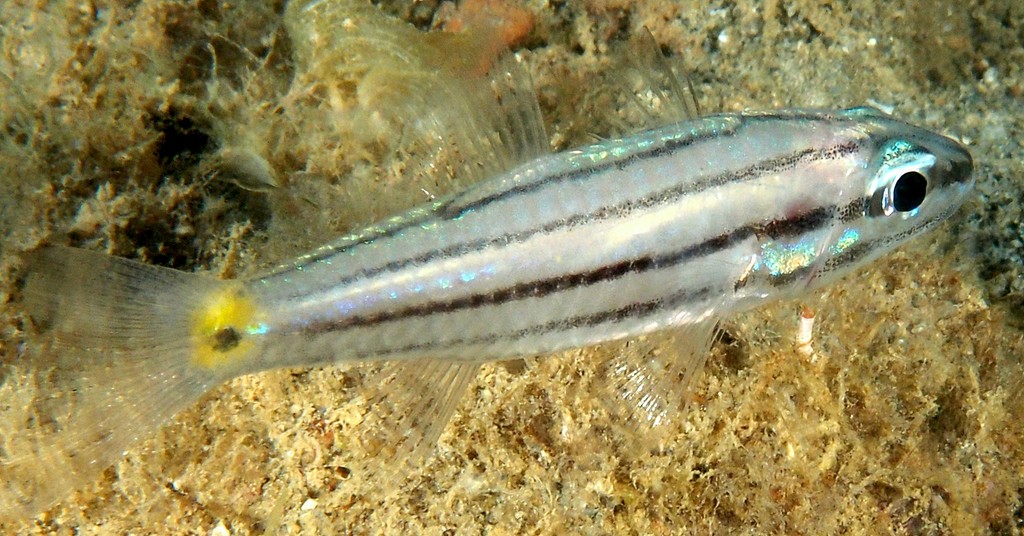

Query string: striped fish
4 82 972 518
243 108 972 368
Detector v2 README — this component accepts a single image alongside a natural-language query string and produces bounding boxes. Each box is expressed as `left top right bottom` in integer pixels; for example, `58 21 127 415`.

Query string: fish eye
867 170 929 217
891 171 927 212
866 140 938 218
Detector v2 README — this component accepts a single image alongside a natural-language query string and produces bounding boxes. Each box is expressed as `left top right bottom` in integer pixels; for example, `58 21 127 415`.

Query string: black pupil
892 171 927 212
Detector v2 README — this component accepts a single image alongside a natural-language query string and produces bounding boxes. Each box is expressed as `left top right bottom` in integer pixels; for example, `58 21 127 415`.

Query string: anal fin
348 360 480 484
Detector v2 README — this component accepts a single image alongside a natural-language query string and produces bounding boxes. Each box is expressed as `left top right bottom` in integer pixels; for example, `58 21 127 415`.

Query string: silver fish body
240 107 973 372
5 105 972 520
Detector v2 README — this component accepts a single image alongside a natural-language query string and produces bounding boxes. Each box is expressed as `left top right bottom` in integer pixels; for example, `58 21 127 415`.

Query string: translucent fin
595 317 719 441
378 52 548 192
285 0 548 188
204 146 280 193
467 53 549 179
632 28 701 121
348 360 479 482
275 2 549 268
266 52 548 271
0 247 238 521
597 28 703 137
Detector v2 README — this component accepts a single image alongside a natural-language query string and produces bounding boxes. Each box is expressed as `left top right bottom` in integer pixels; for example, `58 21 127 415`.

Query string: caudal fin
1 247 259 521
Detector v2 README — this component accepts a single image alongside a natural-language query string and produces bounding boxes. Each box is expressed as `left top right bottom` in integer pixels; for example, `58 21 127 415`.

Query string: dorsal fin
276 0 549 264
633 27 702 121
590 28 704 139
415 52 549 185
285 0 548 191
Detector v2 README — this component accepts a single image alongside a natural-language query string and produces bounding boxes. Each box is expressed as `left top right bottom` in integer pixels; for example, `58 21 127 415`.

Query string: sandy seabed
1 0 1023 534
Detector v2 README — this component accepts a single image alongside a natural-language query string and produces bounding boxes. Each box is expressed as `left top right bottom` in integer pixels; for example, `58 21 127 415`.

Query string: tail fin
1 247 256 521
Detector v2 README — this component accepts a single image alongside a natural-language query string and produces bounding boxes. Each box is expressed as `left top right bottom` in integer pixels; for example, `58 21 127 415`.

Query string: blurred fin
2 247 239 521
349 360 480 483
395 53 547 188
596 28 703 137
385 50 544 192
285 0 548 191
204 147 280 192
595 318 719 442
479 53 549 175
633 27 701 121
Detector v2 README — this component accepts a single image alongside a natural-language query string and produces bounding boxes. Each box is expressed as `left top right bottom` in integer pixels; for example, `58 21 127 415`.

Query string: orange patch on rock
437 0 536 75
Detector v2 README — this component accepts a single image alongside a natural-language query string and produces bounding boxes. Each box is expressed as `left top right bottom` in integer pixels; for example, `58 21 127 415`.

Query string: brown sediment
0 0 1022 533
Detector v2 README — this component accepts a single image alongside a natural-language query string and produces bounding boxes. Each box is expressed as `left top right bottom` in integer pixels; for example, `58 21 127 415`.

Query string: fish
0 35 973 523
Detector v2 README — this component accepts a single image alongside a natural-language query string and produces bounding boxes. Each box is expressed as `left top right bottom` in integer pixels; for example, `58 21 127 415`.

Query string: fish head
809 106 974 287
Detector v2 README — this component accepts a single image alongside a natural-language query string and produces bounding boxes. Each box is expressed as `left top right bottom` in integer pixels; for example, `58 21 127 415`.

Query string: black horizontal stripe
350 283 721 361
754 204 836 239
299 225 751 334
821 209 945 275
276 118 740 270
440 110 866 224
436 118 737 221
281 111 860 272
758 196 890 287
271 140 861 302
741 110 855 123
299 197 852 336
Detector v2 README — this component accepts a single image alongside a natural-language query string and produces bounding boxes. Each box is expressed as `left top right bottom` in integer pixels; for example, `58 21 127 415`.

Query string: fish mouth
924 133 974 210
946 147 975 192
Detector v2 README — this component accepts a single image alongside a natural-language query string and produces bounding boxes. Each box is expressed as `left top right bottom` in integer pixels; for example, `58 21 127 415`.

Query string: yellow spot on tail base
191 285 263 370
